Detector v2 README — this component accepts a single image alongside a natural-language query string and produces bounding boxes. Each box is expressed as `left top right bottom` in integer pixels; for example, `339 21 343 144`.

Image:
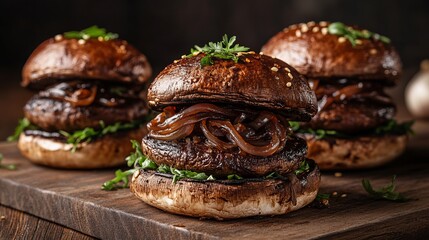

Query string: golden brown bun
261 22 401 83
22 37 152 89
302 134 408 170
17 127 147 169
148 53 317 121
130 160 320 220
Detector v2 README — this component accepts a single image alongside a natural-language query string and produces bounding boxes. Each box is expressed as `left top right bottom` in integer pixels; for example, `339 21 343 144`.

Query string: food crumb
341 194 347 198
332 191 338 196
334 172 343 177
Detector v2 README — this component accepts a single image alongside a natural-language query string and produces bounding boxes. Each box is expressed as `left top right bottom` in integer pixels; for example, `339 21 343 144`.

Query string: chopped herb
316 193 331 201
227 174 243 180
310 193 330 208
7 118 38 142
101 169 137 190
294 160 310 175
327 22 391 46
290 120 414 139
189 34 250 67
0 153 17 171
362 175 409 202
61 120 142 152
375 120 414 135
64 25 118 41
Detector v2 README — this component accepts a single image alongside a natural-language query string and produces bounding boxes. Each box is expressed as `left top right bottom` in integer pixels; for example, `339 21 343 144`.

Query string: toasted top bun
261 21 402 84
22 37 152 89
147 53 317 121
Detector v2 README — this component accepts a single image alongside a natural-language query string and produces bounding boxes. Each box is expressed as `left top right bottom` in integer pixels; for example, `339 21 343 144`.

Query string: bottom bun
303 134 408 170
130 160 320 220
18 127 147 169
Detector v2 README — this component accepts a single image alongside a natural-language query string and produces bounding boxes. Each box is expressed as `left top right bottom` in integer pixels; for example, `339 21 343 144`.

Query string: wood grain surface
0 204 95 240
0 120 428 240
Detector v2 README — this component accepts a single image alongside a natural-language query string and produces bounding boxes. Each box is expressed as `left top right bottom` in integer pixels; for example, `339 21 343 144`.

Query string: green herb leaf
7 118 38 142
0 153 17 171
316 193 331 201
327 22 391 46
189 34 250 67
61 121 141 152
64 25 118 41
227 174 243 180
375 120 414 135
101 169 137 191
362 175 409 202
294 160 310 175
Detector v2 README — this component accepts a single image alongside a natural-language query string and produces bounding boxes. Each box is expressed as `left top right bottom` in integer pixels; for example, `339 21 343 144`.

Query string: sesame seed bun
148 53 317 121
22 37 152 89
261 21 401 84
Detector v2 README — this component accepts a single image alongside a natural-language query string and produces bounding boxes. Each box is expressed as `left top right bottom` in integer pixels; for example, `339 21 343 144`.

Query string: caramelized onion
209 120 281 157
147 103 290 157
201 120 236 149
64 85 97 107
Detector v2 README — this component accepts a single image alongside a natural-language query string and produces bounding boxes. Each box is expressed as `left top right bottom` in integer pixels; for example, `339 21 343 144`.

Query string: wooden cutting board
0 134 429 240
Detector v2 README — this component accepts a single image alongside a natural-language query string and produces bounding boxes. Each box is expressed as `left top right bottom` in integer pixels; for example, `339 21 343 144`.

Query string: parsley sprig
189 34 250 67
7 118 38 142
290 120 414 139
60 121 142 152
64 25 118 41
328 22 391 46
0 153 16 171
362 175 409 202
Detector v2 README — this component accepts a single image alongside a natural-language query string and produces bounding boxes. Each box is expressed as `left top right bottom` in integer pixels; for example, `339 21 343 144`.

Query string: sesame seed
54 34 63 41
82 34 90 40
312 26 320 32
98 36 104 41
301 24 309 32
290 24 298 29
271 67 278 72
78 39 85 45
295 30 302 37
370 49 378 55
148 101 155 105
120 45 126 50
259 51 264 55
274 63 280 68
284 67 291 72
307 21 316 27
288 72 293 79
286 82 292 87
245 58 250 63
332 192 338 196
174 60 179 63
384 69 390 74
181 55 187 59
320 21 328 27
355 39 363 45
341 194 347 198
338 37 346 43
392 70 398 76
334 172 342 177
321 28 328 35
275 76 279 80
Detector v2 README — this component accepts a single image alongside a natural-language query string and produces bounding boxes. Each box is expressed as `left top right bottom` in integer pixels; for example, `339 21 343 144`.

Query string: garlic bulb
405 60 429 119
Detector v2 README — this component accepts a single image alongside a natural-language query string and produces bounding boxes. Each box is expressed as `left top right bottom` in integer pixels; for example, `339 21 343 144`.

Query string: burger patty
304 101 395 133
24 95 148 131
141 134 307 177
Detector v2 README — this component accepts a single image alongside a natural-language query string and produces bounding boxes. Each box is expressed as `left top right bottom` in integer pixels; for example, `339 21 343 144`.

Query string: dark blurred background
0 0 428 139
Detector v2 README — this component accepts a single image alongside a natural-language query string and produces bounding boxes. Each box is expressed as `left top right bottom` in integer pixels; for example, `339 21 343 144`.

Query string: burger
10 26 152 169
261 21 412 170
128 35 320 219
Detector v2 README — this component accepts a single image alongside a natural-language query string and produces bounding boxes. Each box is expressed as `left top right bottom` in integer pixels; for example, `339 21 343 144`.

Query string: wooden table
1 120 429 240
